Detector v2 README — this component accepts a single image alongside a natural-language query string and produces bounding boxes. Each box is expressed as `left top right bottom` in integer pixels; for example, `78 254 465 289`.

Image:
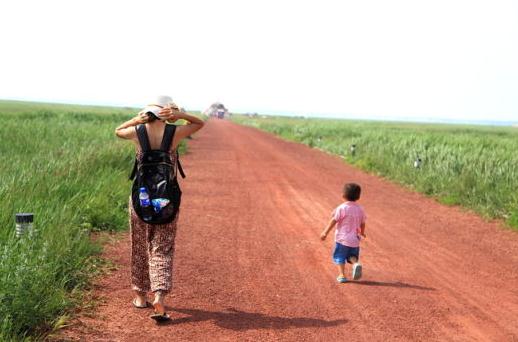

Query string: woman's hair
145 111 159 122
343 183 361 201
137 111 159 123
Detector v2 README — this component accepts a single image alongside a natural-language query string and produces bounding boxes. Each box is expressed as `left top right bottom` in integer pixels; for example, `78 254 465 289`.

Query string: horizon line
1 97 517 127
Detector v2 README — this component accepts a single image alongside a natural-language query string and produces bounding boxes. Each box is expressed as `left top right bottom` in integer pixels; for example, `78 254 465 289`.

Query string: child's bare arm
320 219 337 240
360 222 366 238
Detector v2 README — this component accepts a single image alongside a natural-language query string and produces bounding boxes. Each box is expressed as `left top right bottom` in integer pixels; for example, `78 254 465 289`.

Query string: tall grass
234 115 518 229
0 100 186 340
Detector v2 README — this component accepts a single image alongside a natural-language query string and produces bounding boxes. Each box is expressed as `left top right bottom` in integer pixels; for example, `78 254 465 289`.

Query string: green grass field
233 115 518 229
0 100 186 341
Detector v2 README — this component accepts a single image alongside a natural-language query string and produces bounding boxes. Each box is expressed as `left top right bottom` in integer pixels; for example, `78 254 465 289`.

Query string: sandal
132 298 151 309
150 302 171 322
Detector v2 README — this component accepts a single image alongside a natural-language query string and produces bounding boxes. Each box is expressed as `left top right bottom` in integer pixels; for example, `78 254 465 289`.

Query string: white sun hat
140 95 177 119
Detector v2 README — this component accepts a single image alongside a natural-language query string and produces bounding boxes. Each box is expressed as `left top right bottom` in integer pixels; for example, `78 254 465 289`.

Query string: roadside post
414 157 422 169
15 213 34 237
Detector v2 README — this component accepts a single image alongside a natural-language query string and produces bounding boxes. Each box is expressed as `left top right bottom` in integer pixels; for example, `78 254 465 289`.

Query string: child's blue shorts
333 242 360 265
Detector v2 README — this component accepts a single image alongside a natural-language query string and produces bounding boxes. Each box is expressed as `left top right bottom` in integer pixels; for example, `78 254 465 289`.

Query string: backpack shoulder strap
129 158 138 180
160 124 176 151
159 124 186 178
135 124 151 152
177 151 186 178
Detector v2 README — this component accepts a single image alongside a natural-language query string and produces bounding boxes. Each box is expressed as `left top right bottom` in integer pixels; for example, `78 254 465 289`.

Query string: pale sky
0 0 517 121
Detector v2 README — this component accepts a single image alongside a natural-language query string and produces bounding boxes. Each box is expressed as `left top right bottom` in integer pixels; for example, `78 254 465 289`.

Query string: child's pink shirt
333 201 366 248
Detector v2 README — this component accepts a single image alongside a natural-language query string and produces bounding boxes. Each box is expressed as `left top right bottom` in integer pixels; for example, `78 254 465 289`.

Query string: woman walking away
115 96 204 321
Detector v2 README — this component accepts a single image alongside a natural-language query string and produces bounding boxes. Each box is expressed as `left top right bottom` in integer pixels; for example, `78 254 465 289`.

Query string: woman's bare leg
134 290 147 306
153 290 165 305
152 290 167 316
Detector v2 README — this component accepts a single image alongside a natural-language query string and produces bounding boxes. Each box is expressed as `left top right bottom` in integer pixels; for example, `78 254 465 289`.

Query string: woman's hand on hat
158 107 182 122
135 112 150 124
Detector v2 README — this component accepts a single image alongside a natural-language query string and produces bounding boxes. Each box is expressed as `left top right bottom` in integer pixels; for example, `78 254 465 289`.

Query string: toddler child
321 183 366 283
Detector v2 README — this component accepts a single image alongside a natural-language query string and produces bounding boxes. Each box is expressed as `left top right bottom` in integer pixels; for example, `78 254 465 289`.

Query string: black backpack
129 124 185 225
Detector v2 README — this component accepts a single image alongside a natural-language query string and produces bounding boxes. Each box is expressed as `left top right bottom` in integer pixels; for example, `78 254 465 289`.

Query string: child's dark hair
343 183 361 201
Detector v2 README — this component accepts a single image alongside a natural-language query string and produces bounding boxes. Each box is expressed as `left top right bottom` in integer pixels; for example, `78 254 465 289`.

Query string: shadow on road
350 280 435 291
162 307 347 330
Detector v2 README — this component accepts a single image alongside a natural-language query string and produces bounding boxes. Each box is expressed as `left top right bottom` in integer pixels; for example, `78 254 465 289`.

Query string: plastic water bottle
139 187 151 207
139 187 153 221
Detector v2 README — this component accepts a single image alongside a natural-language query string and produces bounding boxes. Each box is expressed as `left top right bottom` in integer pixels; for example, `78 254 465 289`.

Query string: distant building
203 103 229 119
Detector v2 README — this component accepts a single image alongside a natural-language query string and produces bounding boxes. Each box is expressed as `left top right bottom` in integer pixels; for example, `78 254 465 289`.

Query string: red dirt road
60 120 518 341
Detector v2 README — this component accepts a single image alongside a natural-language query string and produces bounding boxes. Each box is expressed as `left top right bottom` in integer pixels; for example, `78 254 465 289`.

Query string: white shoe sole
352 263 362 280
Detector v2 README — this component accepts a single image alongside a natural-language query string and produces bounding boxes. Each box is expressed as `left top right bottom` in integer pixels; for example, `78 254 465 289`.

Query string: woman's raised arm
115 114 148 139
158 108 205 143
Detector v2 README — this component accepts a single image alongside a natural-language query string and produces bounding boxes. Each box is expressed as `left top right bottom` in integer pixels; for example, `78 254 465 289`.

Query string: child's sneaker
336 275 348 283
352 263 362 280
